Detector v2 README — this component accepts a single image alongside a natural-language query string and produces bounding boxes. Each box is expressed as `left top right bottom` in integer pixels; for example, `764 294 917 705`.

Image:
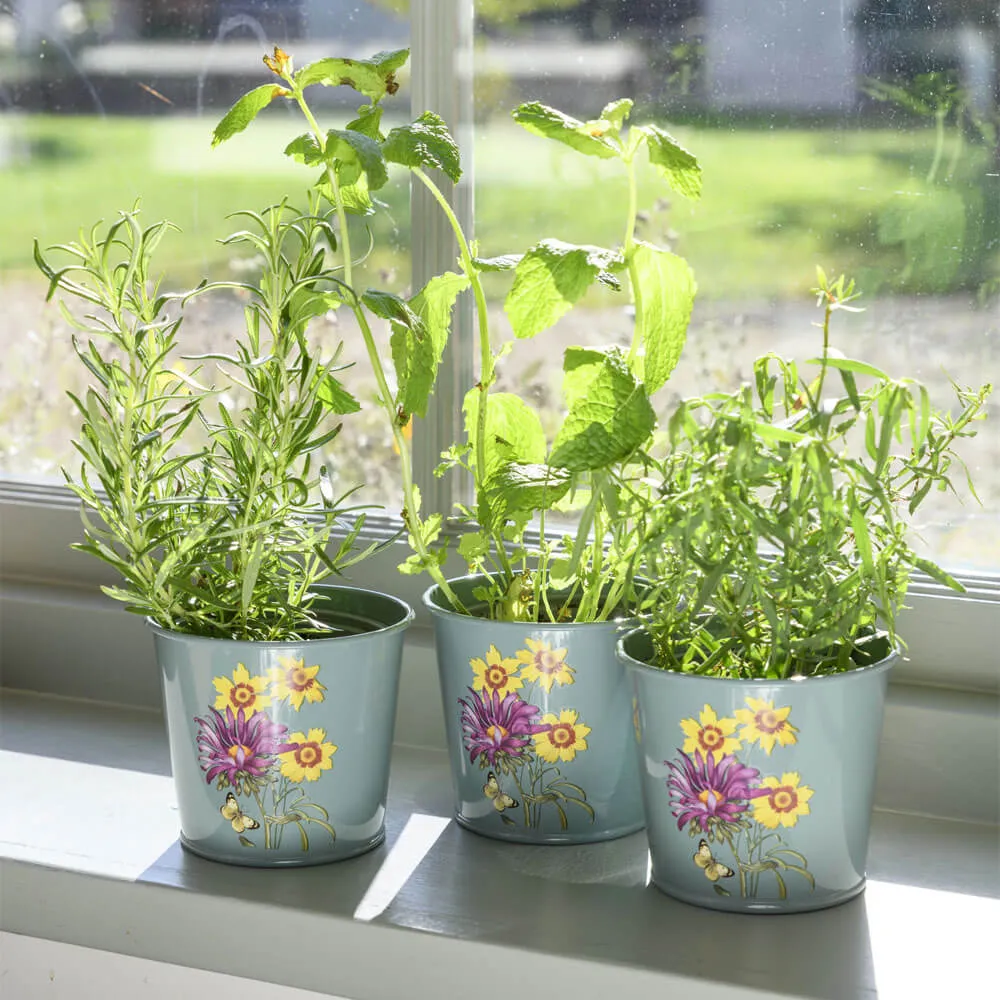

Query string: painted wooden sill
1 690 997 1000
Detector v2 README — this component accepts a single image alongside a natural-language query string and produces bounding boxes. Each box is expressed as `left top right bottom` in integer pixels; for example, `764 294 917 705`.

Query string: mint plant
35 199 376 640
628 270 992 678
217 47 702 623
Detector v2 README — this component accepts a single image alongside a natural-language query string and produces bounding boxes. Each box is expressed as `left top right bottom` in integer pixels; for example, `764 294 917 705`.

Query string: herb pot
425 576 645 844
618 627 896 912
152 585 412 867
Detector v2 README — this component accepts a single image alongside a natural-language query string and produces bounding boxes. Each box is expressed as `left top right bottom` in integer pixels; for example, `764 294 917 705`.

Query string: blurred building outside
1 1 996 118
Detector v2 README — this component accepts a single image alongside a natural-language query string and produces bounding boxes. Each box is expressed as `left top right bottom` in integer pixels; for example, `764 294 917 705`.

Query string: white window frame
0 0 997 704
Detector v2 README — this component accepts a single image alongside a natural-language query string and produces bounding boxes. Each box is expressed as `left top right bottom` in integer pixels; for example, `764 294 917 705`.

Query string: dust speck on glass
1 0 997 570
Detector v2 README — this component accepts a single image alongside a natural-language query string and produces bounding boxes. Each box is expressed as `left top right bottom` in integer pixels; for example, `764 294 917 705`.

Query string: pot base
179 829 386 868
651 875 867 915
455 813 645 846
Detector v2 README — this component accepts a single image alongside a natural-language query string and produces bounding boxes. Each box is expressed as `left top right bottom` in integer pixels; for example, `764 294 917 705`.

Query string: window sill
1 691 997 1000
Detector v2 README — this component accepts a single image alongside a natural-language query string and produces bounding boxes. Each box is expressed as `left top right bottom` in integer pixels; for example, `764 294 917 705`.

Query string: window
469 0 999 572
0 1 997 695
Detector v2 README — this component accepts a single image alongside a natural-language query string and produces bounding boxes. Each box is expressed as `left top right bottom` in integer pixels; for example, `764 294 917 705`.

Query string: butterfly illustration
693 839 734 882
483 771 518 813
220 792 260 834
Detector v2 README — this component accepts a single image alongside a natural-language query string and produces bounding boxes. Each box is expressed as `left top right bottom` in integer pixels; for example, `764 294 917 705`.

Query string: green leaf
317 374 360 415
391 271 470 419
637 125 702 200
913 556 964 592
600 98 633 132
472 254 522 272
561 346 610 410
806 356 889 379
484 462 573 519
383 112 462 183
631 242 696 393
511 101 619 159
457 530 491 562
463 390 547 476
346 103 384 140
284 133 323 166
505 240 622 340
363 288 424 330
212 85 288 146
294 48 409 101
753 422 806 444
549 350 656 472
850 496 874 574
327 128 389 190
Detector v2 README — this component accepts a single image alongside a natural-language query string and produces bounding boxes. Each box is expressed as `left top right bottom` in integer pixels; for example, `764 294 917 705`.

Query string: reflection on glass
471 0 998 569
0 1 410 507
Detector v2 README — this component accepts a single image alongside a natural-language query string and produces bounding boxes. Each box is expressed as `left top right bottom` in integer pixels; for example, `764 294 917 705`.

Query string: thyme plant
36 200 375 640
629 271 992 679
219 46 701 622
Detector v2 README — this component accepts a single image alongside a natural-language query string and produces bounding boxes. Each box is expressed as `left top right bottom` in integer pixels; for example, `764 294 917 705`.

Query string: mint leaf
561 346 611 410
294 49 409 102
505 240 623 340
391 271 470 419
317 373 361 415
364 289 423 330
637 125 702 200
600 98 633 132
326 129 388 191
463 390 547 476
472 254 522 272
383 112 462 183
550 350 655 471
632 242 696 393
212 85 287 146
485 462 573 519
346 103 384 140
284 133 323 166
512 101 619 159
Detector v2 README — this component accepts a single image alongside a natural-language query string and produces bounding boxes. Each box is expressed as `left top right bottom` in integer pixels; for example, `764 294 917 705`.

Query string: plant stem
411 167 514 583
289 88 464 610
623 157 643 368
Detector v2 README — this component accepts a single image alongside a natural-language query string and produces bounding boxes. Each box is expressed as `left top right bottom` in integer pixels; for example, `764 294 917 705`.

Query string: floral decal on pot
665 699 815 900
458 641 593 830
193 661 337 851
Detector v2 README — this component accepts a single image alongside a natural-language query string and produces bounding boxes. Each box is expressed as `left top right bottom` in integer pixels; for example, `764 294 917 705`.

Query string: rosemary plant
36 199 375 640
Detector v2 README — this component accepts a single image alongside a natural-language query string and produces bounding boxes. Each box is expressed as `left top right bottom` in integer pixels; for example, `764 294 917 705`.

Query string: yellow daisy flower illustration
752 773 814 829
278 728 337 783
515 638 575 692
734 697 798 754
679 703 741 761
471 645 524 698
269 656 326 710
213 662 271 718
534 709 591 764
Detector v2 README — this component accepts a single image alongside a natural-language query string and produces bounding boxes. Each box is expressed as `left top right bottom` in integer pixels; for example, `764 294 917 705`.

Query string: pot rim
616 624 900 685
422 574 635 629
146 583 415 646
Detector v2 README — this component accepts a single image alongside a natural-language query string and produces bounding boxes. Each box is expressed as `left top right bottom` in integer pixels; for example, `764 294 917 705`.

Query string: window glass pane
0 0 409 507
473 0 999 571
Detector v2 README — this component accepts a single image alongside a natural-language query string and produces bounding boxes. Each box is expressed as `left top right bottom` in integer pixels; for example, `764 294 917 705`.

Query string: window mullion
409 0 476 516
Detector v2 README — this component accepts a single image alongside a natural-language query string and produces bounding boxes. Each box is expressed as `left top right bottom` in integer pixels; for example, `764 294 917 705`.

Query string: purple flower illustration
459 688 550 767
196 706 290 789
667 749 763 836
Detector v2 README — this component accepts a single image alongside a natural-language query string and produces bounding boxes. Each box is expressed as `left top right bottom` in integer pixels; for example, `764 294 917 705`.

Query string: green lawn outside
1 113 995 300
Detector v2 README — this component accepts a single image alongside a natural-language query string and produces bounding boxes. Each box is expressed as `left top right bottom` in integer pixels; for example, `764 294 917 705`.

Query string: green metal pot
618 627 897 913
152 585 412 866
425 576 645 845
